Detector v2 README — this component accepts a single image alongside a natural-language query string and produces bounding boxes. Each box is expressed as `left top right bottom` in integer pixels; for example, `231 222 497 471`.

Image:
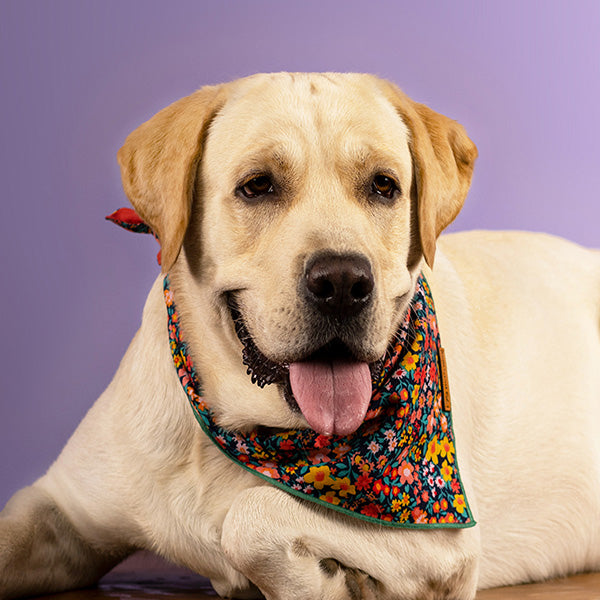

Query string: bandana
108 209 475 529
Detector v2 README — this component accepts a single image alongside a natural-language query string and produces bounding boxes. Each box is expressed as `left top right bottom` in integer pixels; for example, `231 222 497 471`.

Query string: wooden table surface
31 552 600 599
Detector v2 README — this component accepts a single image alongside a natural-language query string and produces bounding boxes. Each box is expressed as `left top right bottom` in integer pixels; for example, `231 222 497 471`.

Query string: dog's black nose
303 252 374 318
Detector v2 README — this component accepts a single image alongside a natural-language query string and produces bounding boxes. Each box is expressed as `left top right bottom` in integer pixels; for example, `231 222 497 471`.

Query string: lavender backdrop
1 1 599 507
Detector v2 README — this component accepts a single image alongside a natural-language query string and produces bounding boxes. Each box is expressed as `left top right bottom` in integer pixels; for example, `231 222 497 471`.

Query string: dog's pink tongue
289 361 372 436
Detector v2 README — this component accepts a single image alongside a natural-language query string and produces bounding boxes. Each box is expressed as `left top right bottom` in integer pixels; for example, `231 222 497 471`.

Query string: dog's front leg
221 486 480 600
0 484 132 600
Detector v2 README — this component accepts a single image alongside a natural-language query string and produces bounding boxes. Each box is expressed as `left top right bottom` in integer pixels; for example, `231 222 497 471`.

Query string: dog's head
117 73 476 434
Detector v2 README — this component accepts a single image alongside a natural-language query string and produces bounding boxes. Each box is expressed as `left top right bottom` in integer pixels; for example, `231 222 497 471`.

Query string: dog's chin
226 297 386 413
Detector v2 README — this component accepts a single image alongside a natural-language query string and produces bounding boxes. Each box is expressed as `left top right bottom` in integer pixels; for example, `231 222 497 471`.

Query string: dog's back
434 230 600 587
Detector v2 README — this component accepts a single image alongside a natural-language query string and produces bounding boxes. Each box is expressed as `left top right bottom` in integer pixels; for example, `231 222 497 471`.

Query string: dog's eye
371 174 399 200
239 175 275 199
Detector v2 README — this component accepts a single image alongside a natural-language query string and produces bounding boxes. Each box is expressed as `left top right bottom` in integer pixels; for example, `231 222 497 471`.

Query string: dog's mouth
228 297 385 436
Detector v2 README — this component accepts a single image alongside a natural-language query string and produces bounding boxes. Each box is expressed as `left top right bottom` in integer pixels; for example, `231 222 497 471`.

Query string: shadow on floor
30 551 600 599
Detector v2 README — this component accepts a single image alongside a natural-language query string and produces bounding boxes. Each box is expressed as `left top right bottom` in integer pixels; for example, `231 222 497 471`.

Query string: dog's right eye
371 174 400 200
238 175 275 199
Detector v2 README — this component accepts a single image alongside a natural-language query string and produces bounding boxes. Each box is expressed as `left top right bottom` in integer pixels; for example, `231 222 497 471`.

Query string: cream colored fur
1 73 599 600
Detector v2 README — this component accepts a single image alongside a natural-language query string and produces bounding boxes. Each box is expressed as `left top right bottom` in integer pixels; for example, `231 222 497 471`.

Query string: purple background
1 1 599 507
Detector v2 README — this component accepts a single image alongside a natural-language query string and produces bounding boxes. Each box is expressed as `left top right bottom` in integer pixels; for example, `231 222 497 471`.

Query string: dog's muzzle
228 251 385 436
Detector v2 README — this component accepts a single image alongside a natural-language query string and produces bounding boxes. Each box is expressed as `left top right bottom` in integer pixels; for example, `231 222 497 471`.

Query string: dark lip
227 296 287 388
226 294 386 408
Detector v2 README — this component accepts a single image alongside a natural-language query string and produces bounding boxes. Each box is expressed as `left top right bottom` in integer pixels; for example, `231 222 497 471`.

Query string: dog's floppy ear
379 82 477 267
117 84 226 272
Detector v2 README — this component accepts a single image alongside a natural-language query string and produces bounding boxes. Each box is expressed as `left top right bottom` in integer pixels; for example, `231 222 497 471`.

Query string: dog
1 73 599 600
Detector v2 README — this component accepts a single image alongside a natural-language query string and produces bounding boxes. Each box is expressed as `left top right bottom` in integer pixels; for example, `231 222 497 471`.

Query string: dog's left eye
371 174 400 200
238 175 275 199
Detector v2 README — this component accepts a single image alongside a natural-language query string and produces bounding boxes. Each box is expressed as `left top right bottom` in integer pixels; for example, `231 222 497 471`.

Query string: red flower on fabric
424 331 434 351
373 479 391 496
355 472 373 491
427 411 437 435
365 407 382 421
279 439 294 452
314 435 330 449
411 507 427 524
361 503 383 518
428 362 438 380
178 369 190 388
440 513 457 524
440 414 449 433
256 464 280 479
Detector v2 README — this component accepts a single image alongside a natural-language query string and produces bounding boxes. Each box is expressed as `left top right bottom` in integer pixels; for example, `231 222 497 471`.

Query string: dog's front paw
319 558 381 600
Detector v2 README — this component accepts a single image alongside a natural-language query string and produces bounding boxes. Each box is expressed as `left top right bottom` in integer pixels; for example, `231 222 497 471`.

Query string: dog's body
1 73 599 600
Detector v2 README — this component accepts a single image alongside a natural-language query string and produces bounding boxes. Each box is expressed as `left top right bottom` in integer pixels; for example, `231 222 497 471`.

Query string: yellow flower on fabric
438 437 455 462
402 352 419 372
304 465 334 489
391 499 402 512
411 332 423 352
319 491 340 505
453 494 467 514
440 460 453 482
332 477 356 497
425 435 441 464
411 384 421 405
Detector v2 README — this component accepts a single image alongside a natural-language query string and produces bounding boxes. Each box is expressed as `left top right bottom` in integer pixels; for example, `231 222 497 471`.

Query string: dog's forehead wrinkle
219 73 404 143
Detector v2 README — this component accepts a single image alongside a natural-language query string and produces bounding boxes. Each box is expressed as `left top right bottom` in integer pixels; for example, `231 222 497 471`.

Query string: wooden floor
32 552 600 599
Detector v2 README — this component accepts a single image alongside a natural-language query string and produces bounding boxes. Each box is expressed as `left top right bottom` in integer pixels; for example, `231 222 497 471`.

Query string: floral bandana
108 209 475 529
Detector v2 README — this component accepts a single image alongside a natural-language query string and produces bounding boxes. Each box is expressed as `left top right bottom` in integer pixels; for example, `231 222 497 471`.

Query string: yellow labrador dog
1 73 599 600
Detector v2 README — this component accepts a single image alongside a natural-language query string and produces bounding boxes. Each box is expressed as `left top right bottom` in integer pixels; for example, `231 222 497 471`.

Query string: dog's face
117 73 477 434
